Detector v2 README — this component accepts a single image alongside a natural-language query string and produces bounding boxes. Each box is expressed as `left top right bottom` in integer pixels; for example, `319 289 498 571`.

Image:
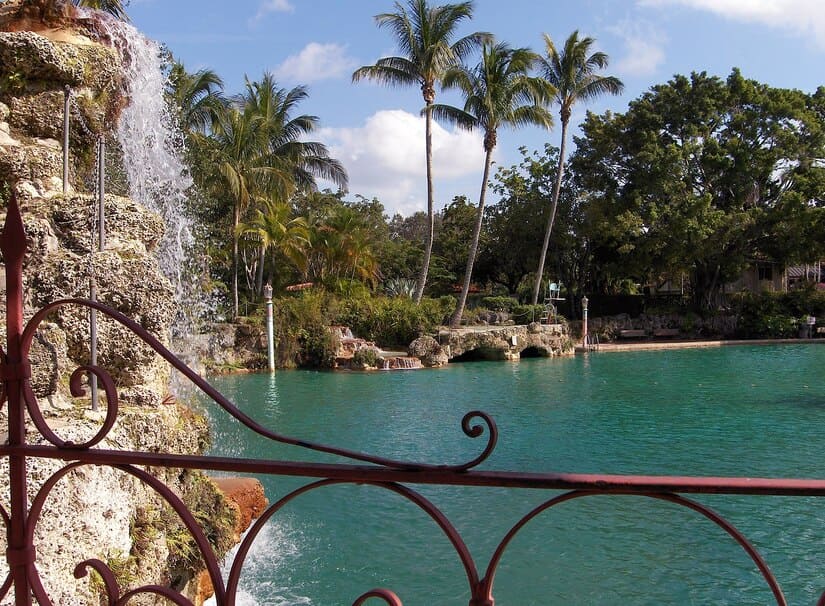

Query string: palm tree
237 197 309 291
168 61 225 137
305 205 380 289
433 42 554 327
531 31 624 305
211 106 267 318
212 74 347 318
73 0 129 20
352 0 489 303
244 74 347 197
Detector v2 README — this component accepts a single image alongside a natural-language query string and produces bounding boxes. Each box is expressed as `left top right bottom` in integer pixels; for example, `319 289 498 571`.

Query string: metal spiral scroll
25 461 225 606
19 299 499 471
352 589 403 605
480 490 788 605
21 365 118 449
225 479 483 606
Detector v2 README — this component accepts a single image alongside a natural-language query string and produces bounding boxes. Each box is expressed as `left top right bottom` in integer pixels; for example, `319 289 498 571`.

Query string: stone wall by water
582 312 739 341
410 323 574 367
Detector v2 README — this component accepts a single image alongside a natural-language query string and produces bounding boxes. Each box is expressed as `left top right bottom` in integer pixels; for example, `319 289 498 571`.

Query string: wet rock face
0 10 241 606
1 12 170 408
0 30 123 146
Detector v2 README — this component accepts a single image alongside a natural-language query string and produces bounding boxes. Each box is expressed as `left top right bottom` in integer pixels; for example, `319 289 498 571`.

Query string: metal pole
90 136 105 411
264 283 275 372
90 280 98 411
582 296 589 349
98 137 105 250
1 193 34 605
62 85 70 193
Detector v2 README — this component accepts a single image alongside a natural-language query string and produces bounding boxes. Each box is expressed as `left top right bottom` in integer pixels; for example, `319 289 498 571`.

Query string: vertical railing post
264 282 274 372
62 85 70 193
1 192 33 605
90 136 105 411
98 137 105 251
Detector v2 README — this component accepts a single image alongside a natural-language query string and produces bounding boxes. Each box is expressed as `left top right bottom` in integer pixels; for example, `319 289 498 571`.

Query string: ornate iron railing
2 192 825 605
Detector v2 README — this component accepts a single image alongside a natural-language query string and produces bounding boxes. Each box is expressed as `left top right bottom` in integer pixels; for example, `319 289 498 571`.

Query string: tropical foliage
531 31 623 304
572 69 825 309
73 0 129 20
154 2 825 366
353 0 489 303
432 41 553 326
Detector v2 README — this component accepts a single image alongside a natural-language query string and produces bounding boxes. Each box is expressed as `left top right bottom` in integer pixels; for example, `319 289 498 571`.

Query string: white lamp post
582 296 589 348
264 283 275 372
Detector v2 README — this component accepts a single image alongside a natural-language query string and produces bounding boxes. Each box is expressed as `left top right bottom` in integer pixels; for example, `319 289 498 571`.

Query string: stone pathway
575 337 825 354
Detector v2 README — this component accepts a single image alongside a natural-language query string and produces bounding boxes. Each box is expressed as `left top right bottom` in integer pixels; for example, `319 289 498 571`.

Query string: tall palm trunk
232 204 240 318
532 117 569 305
255 245 265 295
450 141 493 328
414 101 436 303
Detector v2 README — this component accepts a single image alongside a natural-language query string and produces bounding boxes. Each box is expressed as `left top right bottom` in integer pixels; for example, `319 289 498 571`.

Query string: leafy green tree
482 145 560 294
352 0 489 303
237 197 309 292
211 74 347 317
434 195 476 281
168 61 224 137
433 42 553 326
572 69 825 309
377 213 425 286
480 144 585 312
531 31 623 305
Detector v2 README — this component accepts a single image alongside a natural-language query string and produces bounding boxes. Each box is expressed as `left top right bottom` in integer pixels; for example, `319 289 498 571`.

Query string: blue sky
126 0 825 216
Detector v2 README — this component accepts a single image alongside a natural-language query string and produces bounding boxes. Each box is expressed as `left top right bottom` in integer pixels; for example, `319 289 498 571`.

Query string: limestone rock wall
585 312 739 341
0 4 239 605
410 323 574 367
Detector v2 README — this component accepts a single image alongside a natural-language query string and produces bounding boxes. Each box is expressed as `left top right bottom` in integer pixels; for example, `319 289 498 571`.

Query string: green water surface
204 344 825 605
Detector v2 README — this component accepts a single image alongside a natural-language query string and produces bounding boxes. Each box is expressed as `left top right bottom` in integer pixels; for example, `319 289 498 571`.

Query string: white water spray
95 15 204 344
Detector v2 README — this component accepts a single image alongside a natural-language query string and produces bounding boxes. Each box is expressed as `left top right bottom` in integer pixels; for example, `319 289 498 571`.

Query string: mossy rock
0 31 83 86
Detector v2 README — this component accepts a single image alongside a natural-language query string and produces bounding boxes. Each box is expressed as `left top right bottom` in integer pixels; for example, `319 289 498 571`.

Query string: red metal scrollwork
3 189 825 605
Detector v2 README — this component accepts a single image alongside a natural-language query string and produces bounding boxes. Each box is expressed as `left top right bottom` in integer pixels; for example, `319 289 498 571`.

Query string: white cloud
274 43 357 83
639 0 825 48
609 21 667 77
319 110 486 216
249 0 294 26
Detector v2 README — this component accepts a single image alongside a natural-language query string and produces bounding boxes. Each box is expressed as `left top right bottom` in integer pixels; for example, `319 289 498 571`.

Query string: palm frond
430 103 478 130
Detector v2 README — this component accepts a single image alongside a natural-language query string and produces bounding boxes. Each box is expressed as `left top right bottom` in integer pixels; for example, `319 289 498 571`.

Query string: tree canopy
572 69 825 308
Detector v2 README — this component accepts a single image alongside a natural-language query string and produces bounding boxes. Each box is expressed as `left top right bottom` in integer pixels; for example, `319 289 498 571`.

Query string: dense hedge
335 295 454 349
729 288 825 338
268 290 454 368
271 290 337 368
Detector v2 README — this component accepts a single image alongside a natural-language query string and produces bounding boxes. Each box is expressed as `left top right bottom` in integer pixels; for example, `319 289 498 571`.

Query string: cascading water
93 13 206 348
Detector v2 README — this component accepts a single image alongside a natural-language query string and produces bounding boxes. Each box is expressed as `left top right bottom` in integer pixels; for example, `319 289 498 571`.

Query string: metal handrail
2 193 825 605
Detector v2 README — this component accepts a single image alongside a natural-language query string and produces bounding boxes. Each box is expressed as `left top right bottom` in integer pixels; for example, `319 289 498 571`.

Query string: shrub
335 295 453 348
729 291 800 338
296 324 338 368
480 296 518 312
352 346 382 368
272 289 338 368
511 304 547 324
383 277 417 298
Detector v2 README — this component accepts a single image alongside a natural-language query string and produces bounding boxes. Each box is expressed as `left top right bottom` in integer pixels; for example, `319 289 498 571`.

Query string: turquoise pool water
203 344 825 605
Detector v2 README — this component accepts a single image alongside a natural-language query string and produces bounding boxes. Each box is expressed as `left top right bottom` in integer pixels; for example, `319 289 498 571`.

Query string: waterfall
93 14 204 345
383 356 422 370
